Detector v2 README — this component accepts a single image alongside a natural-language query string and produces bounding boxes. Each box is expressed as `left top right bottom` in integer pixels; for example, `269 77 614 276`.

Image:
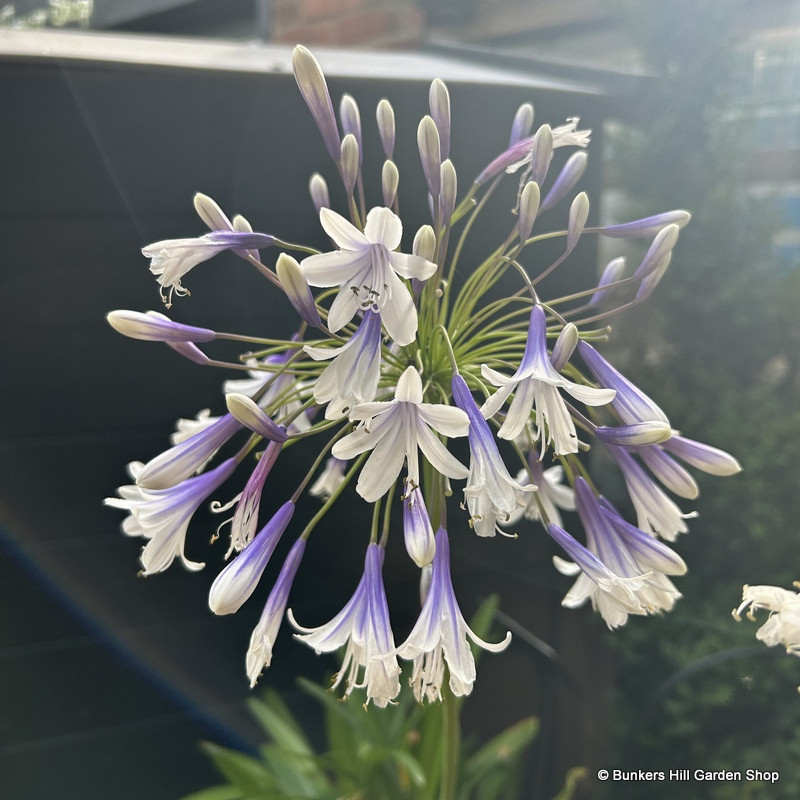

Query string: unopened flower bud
276 252 321 327
417 115 441 198
339 94 362 163
429 78 451 159
594 421 673 447
225 393 288 442
403 486 436 567
413 225 436 262
567 191 590 252
517 181 540 242
107 310 216 343
382 160 399 208
439 159 457 225
194 192 232 231
635 253 671 301
376 98 395 159
292 45 340 162
509 102 534 146
662 434 742 476
529 124 554 186
167 341 211 365
541 151 588 212
602 210 691 238
632 224 680 280
309 172 330 213
589 257 626 307
550 322 578 371
340 133 359 195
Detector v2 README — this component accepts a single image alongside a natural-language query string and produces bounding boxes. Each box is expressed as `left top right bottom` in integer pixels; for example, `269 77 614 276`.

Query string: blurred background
2 1 800 798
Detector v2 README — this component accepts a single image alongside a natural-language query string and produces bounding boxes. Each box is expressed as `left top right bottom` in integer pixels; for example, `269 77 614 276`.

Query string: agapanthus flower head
735 583 800 671
301 206 437 345
397 528 511 702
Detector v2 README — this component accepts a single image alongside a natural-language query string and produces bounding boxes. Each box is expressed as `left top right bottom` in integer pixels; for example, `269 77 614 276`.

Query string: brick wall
273 0 425 48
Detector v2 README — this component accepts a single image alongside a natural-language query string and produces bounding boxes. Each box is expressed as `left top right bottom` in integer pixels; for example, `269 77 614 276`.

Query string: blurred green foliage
599 1 800 798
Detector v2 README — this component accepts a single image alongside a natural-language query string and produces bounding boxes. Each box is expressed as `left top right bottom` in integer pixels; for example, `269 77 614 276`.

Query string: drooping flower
451 373 534 536
143 231 275 306
304 310 383 419
607 444 695 541
396 528 512 702
247 537 306 687
309 456 348 501
301 207 437 345
481 305 615 453
289 543 400 707
104 458 236 575
332 366 469 502
734 583 800 661
551 478 686 628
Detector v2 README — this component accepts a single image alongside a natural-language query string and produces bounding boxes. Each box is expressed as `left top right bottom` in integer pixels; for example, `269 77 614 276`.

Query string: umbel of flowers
105 46 740 706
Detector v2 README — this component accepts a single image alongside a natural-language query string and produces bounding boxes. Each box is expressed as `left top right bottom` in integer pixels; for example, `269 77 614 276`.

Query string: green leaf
247 693 314 757
200 742 274 795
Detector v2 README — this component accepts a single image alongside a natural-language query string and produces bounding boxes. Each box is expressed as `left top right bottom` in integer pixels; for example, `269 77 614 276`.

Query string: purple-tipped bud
662 434 742 476
276 253 322 327
567 191 590 252
340 133 359 196
309 173 330 213
517 181 540 242
225 393 289 442
209 501 295 615
429 78 451 160
529 124 554 186
509 102 535 146
541 151 588 212
339 94 362 164
194 192 233 231
382 160 399 208
594 421 673 447
632 224 680 280
636 446 699 499
413 225 437 262
107 310 217 343
635 253 671 301
403 486 436 567
551 323 578 371
601 210 691 238
376 98 395 160
440 159 457 225
417 115 441 199
292 45 340 163
589 257 626 307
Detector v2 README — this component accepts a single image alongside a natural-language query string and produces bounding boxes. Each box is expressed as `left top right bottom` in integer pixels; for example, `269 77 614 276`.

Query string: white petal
356 425 407 501
416 423 469 479
301 250 368 287
320 207 370 249
363 207 402 249
327 285 362 333
395 366 424 403
379 275 418 345
389 251 438 281
417 403 470 438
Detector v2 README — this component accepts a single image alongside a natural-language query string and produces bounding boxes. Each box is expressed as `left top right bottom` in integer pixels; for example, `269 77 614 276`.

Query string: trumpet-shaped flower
143 231 274 306
301 207 437 345
396 528 512 702
734 584 800 659
451 373 534 536
247 537 306 687
481 306 615 453
105 458 236 575
289 543 400 707
333 366 469 503
304 310 383 419
553 478 686 628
